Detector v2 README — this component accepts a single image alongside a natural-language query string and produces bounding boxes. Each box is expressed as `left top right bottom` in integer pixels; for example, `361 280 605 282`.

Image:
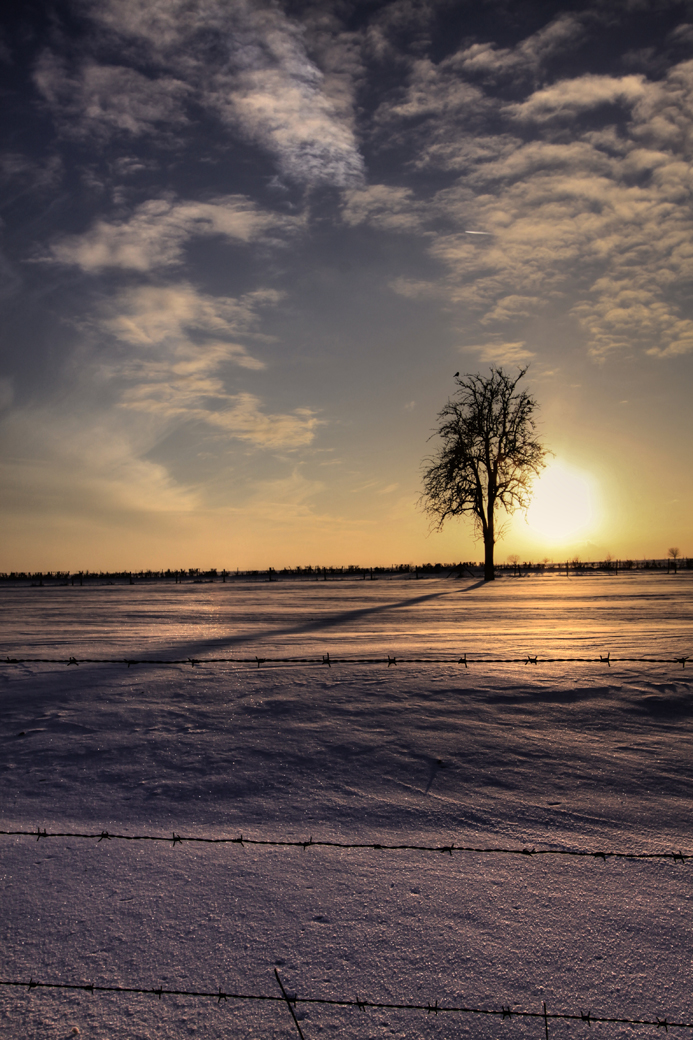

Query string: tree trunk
483 536 495 581
483 508 495 581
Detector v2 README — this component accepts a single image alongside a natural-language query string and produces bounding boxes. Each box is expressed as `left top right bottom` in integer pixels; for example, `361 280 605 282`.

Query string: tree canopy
421 367 549 581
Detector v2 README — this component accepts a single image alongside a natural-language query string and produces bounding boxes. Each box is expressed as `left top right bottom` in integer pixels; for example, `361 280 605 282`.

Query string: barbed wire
2 651 690 668
0 973 690 1034
1 827 690 862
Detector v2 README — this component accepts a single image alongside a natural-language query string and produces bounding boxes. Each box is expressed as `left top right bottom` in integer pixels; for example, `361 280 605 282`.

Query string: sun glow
526 462 598 544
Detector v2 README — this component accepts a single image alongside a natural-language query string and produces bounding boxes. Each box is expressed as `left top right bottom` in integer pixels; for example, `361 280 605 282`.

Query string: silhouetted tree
668 547 680 574
421 367 548 582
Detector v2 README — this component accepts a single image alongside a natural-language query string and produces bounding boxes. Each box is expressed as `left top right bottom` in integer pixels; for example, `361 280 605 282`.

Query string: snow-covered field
1 573 692 1040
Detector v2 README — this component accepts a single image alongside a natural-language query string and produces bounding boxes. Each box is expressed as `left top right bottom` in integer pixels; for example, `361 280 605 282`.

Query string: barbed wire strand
0 976 689 1032
0 828 690 862
2 652 690 668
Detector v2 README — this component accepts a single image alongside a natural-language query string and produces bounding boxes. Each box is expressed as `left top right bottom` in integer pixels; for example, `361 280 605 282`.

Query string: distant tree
668 547 680 574
421 367 549 582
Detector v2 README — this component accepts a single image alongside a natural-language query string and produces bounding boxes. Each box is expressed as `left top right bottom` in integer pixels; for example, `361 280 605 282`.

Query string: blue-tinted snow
1 573 691 1039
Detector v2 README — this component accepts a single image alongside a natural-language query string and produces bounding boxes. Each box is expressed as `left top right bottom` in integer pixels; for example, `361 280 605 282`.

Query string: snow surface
1 572 692 1040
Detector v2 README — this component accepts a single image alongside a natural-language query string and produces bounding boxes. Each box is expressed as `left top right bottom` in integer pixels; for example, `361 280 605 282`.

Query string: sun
525 461 598 544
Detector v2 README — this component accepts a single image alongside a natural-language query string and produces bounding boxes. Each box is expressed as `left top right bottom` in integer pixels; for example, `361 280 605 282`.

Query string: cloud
0 151 62 190
0 405 200 523
238 467 336 528
0 277 320 544
50 0 365 187
101 283 277 347
480 296 543 325
207 8 365 188
121 380 319 447
456 13 584 82
193 392 319 447
573 278 693 359
463 342 536 364
371 14 584 169
508 74 648 121
48 194 294 271
34 53 190 138
375 42 693 360
342 184 421 231
97 283 319 448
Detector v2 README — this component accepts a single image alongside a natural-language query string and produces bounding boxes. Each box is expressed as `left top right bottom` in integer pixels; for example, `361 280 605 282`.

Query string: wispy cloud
342 184 421 231
99 283 319 448
507 73 648 121
371 45 693 359
34 53 190 138
0 275 320 547
102 283 272 350
207 6 365 188
42 0 365 188
463 342 536 364
455 13 584 83
0 151 62 190
1 404 200 524
48 194 295 271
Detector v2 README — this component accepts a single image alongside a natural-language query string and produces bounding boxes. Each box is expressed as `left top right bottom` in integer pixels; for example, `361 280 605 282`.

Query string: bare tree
421 367 549 582
668 547 680 574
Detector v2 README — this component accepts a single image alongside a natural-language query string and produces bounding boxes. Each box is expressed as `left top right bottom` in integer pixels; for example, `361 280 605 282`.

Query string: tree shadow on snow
164 579 487 659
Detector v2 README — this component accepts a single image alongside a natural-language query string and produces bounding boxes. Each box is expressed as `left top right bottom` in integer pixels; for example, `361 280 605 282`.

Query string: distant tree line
1 558 690 585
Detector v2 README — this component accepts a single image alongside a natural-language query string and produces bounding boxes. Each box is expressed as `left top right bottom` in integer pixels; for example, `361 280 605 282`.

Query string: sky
1 0 692 571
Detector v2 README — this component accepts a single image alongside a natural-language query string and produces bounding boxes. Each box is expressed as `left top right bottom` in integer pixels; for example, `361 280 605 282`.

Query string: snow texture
1 573 692 1039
